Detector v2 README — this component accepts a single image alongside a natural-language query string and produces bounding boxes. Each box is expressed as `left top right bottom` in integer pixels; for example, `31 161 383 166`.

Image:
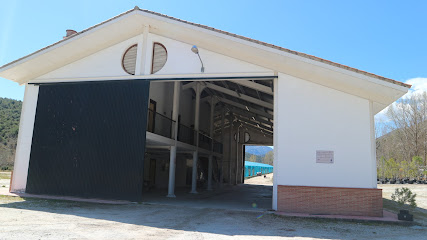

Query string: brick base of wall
277 185 383 217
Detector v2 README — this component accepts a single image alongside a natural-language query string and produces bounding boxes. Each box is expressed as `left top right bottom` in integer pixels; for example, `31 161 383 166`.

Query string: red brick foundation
277 185 383 217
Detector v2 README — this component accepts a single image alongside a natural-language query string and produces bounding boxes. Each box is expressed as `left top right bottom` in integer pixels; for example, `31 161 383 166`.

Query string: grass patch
0 195 124 211
383 198 427 225
0 172 11 180
0 195 24 202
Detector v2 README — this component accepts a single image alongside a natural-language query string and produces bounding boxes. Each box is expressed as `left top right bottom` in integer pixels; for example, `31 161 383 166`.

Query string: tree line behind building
0 97 21 170
245 146 274 166
376 91 427 183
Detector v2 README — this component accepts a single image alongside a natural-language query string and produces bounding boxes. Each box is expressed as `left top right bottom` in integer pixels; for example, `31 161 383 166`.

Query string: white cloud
375 107 389 123
374 77 427 123
403 78 427 99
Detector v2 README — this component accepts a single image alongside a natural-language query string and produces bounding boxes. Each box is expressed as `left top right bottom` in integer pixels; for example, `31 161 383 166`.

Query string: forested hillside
0 97 22 169
245 146 274 166
376 91 427 180
245 146 273 156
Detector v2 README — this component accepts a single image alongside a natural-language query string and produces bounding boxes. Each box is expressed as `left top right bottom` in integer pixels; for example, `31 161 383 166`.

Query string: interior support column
228 113 233 185
191 82 203 194
207 98 216 191
167 81 181 198
235 124 241 185
167 146 177 197
220 108 225 188
208 155 213 191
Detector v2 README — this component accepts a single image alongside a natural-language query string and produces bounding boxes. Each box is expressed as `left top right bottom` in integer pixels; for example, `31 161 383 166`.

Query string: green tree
409 156 423 178
399 160 409 178
385 158 399 178
249 154 257 163
263 151 274 165
0 97 22 169
391 187 417 209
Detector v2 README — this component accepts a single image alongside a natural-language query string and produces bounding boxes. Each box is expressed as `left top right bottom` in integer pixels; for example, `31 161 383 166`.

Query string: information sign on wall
316 150 334 164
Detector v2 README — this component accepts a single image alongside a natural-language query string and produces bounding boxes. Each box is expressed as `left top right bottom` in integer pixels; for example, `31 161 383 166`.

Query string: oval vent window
151 43 167 74
122 44 138 75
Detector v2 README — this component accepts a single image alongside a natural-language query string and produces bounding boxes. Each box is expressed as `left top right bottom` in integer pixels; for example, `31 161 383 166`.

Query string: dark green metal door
26 80 150 201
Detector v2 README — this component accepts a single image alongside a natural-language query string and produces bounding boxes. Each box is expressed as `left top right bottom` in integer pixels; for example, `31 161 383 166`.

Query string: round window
122 44 138 75
151 43 167 74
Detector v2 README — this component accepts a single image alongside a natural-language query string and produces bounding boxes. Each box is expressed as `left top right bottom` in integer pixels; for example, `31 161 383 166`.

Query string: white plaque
316 150 334 164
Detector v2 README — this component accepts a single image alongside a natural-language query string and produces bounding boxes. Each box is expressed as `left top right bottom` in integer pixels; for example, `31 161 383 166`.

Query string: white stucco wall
149 82 174 117
274 73 375 192
35 32 272 81
148 33 271 75
149 81 195 128
10 84 39 192
36 36 141 79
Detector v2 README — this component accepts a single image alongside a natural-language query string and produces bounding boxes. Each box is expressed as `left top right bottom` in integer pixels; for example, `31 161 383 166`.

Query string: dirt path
245 173 273 186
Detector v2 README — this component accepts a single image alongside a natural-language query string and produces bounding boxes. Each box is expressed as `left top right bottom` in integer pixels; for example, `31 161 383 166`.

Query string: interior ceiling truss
183 78 274 135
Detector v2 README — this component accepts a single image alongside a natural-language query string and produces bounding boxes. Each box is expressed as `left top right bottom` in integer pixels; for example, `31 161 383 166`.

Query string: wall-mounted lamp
191 45 205 73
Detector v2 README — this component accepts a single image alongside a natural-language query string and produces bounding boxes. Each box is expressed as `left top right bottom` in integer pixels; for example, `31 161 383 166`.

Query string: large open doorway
141 77 275 211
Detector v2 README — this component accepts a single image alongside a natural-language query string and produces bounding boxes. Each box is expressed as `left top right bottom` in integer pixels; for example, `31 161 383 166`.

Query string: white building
0 7 410 217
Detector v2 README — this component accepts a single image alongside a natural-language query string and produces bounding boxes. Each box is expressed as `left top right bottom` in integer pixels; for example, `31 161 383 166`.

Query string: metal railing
213 140 223 154
177 123 196 145
146 109 223 154
147 109 175 139
198 132 212 151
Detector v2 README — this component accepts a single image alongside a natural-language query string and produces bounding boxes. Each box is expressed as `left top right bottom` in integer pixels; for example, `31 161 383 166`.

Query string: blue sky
1 0 426 102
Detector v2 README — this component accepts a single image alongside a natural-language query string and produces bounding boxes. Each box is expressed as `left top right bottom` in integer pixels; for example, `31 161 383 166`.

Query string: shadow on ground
141 184 273 211
1 190 426 239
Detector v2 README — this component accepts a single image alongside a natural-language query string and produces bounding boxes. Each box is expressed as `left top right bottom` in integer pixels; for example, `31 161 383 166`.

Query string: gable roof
139 9 410 89
0 7 410 90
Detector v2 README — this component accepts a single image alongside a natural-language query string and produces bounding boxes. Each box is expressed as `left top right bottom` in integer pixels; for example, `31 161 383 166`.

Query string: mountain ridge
245 146 273 156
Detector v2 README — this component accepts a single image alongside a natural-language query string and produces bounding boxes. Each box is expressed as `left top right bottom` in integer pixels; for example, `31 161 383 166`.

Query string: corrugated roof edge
0 7 411 89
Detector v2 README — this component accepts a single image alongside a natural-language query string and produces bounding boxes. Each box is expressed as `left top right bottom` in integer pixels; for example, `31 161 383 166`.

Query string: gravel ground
0 196 426 240
0 174 426 239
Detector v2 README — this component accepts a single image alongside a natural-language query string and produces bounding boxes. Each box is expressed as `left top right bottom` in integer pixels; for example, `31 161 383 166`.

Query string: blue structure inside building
244 161 273 178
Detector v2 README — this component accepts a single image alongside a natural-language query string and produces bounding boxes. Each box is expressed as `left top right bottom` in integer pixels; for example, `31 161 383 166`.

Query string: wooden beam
182 81 197 90
216 96 273 119
229 80 273 95
203 82 273 109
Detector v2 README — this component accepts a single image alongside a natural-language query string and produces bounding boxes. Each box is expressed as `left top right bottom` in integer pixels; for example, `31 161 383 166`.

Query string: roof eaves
0 7 411 89
137 8 411 89
0 8 137 72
